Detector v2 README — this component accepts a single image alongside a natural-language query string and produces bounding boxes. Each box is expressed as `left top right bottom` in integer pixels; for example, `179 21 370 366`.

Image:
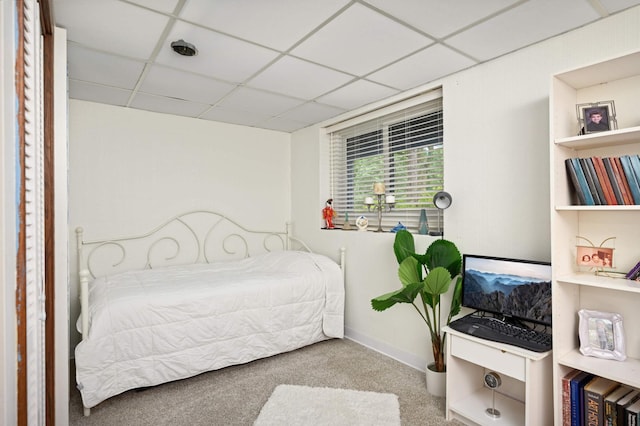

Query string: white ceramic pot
426 362 446 397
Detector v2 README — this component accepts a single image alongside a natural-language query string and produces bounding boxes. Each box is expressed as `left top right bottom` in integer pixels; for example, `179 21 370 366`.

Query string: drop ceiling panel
247 56 354 99
216 87 306 116
130 93 211 118
368 44 477 90
363 0 520 39
69 80 133 107
54 0 168 59
179 0 350 51
317 80 399 110
600 0 640 12
127 0 181 14
277 102 345 124
290 3 433 76
155 21 281 83
446 0 601 61
139 65 236 104
199 106 272 127
68 45 146 89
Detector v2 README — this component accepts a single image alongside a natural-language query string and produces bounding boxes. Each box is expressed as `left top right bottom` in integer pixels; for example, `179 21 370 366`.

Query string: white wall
67 101 291 349
290 6 640 370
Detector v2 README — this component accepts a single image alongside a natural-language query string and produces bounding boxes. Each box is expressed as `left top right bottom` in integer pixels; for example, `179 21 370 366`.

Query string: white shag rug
254 384 401 426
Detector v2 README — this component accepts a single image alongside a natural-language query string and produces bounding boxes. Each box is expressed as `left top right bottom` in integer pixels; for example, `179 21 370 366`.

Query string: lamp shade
433 191 452 210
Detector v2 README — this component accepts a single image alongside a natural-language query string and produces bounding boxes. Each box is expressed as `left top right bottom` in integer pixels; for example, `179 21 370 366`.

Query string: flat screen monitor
462 254 552 327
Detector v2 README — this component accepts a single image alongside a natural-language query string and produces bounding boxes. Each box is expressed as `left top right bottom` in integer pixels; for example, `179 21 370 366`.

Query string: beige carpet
69 338 463 425
254 384 400 425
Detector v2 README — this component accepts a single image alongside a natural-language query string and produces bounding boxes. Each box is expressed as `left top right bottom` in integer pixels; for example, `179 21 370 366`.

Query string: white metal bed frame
75 210 345 416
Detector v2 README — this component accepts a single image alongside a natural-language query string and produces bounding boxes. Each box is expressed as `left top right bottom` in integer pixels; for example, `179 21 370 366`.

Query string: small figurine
322 198 337 229
390 222 407 233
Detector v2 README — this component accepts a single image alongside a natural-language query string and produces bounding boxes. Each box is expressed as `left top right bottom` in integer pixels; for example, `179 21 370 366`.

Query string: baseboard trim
344 327 427 372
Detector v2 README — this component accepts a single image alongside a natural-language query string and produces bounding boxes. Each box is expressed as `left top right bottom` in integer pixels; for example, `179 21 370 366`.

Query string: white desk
443 326 553 426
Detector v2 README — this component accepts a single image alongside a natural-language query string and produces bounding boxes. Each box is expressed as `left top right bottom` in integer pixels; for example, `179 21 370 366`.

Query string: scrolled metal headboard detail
76 210 297 279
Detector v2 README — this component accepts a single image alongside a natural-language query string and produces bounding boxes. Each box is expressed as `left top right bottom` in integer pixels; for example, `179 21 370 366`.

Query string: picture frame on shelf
576 245 614 269
578 309 626 361
576 100 617 134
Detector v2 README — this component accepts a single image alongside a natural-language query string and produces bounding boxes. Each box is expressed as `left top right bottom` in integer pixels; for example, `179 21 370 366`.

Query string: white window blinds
328 92 444 232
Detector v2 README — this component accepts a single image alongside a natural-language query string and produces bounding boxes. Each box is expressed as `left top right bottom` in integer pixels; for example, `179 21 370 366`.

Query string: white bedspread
75 250 344 409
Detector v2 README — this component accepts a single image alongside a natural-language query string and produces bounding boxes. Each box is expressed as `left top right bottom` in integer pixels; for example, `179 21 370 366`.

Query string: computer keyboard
448 315 552 352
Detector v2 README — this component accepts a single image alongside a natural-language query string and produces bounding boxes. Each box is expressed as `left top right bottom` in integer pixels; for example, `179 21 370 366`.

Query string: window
328 91 443 232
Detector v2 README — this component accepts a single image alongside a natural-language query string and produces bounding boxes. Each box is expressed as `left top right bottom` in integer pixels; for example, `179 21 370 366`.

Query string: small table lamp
430 191 452 237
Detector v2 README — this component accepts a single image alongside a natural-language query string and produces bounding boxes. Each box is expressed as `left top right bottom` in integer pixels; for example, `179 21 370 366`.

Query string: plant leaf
371 282 422 311
398 256 421 286
393 230 415 264
423 267 453 295
425 239 462 278
449 276 463 318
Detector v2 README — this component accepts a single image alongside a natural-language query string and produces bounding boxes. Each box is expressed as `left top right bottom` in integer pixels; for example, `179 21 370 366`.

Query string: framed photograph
576 100 617 134
576 245 614 269
578 309 626 361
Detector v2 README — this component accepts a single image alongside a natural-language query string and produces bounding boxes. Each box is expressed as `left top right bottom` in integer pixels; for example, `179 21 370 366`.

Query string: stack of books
562 369 640 426
565 155 640 206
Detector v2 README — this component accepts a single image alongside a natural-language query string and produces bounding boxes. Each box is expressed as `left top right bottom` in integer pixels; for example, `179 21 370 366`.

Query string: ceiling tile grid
53 0 640 132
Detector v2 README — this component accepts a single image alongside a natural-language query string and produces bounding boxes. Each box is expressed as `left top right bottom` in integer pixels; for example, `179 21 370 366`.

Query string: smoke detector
171 39 197 57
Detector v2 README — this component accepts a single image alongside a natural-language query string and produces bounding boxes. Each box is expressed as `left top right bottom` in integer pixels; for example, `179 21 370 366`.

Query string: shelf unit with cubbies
550 50 640 425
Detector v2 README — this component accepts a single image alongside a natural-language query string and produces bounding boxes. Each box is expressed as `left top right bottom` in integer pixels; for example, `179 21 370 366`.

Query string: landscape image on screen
462 255 552 325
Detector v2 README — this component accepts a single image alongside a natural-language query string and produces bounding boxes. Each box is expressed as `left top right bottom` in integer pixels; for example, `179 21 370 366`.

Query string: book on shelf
593 157 618 205
567 158 595 205
583 376 619 426
582 157 605 205
630 155 640 193
563 369 581 426
566 160 588 206
620 155 640 204
571 371 595 426
565 155 640 206
601 157 623 205
604 385 632 426
626 260 640 280
612 157 634 205
617 389 640 426
626 397 640 426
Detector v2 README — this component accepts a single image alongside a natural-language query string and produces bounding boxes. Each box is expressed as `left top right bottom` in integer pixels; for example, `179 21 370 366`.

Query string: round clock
484 371 502 389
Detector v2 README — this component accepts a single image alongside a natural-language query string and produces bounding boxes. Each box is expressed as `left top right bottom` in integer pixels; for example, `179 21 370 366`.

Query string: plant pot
425 362 446 397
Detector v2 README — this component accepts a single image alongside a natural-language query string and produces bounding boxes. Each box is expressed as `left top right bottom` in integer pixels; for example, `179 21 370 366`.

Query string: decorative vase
418 209 428 235
425 362 446 397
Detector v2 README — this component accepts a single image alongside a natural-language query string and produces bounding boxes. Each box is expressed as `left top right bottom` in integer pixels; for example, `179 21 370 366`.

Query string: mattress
75 250 344 408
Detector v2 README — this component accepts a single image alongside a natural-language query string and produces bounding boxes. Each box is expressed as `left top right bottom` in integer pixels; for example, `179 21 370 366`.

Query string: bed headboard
76 210 313 279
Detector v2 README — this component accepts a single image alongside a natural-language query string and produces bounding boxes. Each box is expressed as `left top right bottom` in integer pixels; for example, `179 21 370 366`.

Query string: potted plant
371 229 462 392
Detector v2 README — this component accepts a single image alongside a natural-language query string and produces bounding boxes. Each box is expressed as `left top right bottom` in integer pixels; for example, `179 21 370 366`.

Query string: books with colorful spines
626 260 640 280
617 389 640 426
566 159 588 205
563 370 581 425
582 157 605 205
571 371 595 426
584 376 619 426
612 157 634 205
602 157 624 205
605 385 632 426
626 397 640 426
619 155 640 204
593 157 618 205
